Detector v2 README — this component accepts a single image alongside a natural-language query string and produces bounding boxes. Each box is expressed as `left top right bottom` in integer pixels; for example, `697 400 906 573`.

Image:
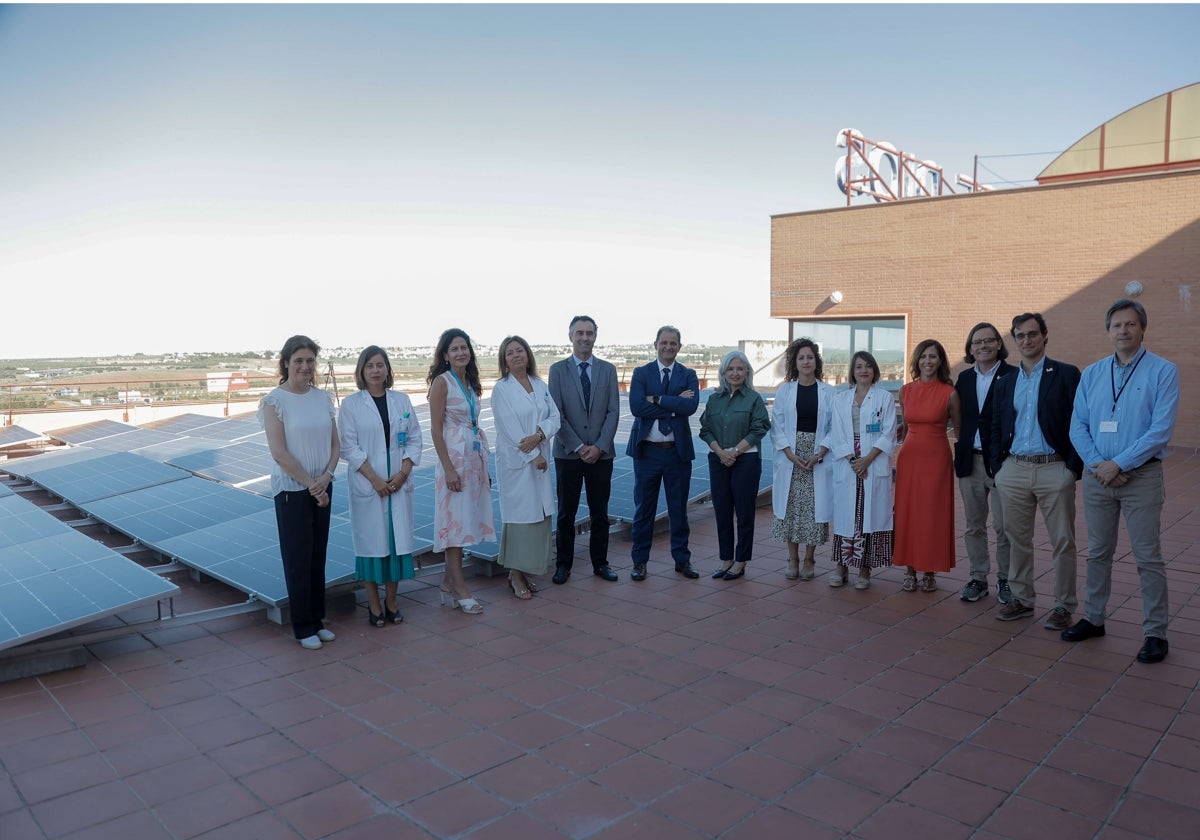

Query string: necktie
579 361 591 407
658 367 672 435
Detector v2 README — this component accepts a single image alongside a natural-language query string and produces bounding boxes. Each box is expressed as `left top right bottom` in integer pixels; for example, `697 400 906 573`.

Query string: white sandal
454 596 484 615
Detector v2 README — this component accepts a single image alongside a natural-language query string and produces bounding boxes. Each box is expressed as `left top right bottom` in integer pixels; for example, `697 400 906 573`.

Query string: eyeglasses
1013 331 1043 342
970 338 999 347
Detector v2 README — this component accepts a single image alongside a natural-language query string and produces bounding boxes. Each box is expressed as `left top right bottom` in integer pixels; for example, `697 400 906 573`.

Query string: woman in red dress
894 339 961 592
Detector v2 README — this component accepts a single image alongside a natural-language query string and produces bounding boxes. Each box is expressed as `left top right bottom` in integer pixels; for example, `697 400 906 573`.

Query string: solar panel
182 417 264 442
2 446 113 481
167 440 276 486
130 436 233 462
155 509 357 606
0 496 179 652
82 476 271 547
0 425 48 450
78 428 185 453
25 452 191 505
46 419 138 445
142 413 229 435
0 483 14 498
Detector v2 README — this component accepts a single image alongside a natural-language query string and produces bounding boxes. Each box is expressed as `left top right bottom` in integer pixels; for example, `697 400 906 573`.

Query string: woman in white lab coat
826 351 897 590
340 346 422 626
491 335 560 600
771 338 836 581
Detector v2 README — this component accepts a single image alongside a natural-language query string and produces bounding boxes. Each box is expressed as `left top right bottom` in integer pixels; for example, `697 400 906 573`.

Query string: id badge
473 440 481 452
866 423 882 434
396 431 407 447
1099 420 1118 434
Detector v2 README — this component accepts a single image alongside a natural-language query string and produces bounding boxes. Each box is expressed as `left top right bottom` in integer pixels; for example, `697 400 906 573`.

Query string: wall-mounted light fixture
828 291 844 305
1124 281 1144 297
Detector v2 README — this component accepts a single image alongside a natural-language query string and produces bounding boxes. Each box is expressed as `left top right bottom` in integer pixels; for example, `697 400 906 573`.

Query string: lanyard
1109 349 1145 413
449 371 479 434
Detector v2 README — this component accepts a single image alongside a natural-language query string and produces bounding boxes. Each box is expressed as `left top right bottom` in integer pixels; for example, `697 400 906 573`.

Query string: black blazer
990 357 1083 479
953 360 1015 478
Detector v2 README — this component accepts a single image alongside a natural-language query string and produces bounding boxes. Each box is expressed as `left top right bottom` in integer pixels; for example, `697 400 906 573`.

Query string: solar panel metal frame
0 425 49 450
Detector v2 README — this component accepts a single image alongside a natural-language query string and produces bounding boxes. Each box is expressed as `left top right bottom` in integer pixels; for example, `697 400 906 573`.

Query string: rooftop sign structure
835 128 988 205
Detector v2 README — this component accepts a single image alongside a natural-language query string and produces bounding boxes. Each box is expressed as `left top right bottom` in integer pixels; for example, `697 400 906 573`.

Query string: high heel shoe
367 607 385 628
509 572 532 601
712 561 734 579
525 579 539 594
384 603 403 624
799 561 816 581
785 560 800 580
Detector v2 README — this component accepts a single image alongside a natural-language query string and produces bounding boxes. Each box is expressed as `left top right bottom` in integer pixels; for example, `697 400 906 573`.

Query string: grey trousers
995 459 1077 611
959 453 1010 583
1081 462 1169 639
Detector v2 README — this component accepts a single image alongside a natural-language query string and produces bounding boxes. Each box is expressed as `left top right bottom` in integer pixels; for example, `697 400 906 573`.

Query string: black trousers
555 457 614 570
274 488 331 639
708 451 761 565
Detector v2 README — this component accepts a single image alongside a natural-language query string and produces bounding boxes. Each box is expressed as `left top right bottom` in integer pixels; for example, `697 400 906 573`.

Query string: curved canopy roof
1037 82 1200 183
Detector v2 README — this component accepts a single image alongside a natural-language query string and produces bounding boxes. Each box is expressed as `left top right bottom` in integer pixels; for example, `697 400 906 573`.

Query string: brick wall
771 169 1200 446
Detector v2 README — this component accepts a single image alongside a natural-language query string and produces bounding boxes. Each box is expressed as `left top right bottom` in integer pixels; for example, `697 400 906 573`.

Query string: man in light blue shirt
1063 299 1180 664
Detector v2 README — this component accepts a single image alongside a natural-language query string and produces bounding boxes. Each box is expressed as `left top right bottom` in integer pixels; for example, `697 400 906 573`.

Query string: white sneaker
316 628 336 642
299 635 323 650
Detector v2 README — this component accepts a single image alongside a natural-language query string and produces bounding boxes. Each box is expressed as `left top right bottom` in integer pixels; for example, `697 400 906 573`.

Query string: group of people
259 300 1179 665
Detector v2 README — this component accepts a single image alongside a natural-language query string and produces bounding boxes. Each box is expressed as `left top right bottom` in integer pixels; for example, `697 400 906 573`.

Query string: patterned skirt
771 431 828 546
832 433 893 569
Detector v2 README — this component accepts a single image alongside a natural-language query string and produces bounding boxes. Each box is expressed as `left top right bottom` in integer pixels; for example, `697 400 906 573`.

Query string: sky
2 3 1198 358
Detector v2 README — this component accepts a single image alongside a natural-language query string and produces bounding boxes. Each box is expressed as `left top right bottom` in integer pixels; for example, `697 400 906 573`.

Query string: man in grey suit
548 315 621 583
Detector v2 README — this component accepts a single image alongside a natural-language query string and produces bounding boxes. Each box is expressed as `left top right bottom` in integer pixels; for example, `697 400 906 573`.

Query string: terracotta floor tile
1072 714 1165 755
859 723 958 767
285 711 374 751
777 773 888 832
0 807 44 840
459 809 564 840
126 754 230 807
426 730 525 778
208 730 306 777
935 744 1036 791
1045 738 1146 787
322 811 434 840
355 754 459 806
589 752 694 803
899 700 987 740
1019 764 1124 819
855 800 974 840
500 674 578 708
403 779 511 836
982 793 1102 840
897 767 1006 826
0 710 75 749
653 776 762 833
692 704 785 746
523 778 637 834
0 728 95 775
587 807 710 840
645 728 743 773
968 718 1062 764
387 709 477 751
589 709 678 751
60 808 175 839
29 779 144 837
708 748 810 799
472 753 577 804
1108 791 1200 840
537 731 634 776
192 810 303 839
240 755 344 805
1131 759 1200 807
252 691 339 729
755 724 848 770
273 779 380 839
13 753 117 804
721 804 841 840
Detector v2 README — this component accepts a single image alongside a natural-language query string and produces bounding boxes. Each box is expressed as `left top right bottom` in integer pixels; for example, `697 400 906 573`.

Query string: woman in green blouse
699 351 771 580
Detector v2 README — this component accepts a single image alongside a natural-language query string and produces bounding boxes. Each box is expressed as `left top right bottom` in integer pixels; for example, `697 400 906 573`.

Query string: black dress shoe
630 564 647 581
711 562 733 580
675 563 700 579
722 563 746 581
1061 618 1106 642
593 565 619 582
1137 636 1169 663
552 566 570 585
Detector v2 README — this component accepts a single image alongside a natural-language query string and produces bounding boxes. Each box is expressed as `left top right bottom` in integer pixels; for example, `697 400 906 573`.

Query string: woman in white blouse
260 335 341 651
492 335 560 599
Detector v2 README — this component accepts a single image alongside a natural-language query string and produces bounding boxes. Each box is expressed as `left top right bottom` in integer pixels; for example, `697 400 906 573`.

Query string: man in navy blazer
626 325 700 580
954 322 1017 605
990 312 1082 630
548 315 620 584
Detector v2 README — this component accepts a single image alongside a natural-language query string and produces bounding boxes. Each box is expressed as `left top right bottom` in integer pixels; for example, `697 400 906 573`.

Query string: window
790 317 906 391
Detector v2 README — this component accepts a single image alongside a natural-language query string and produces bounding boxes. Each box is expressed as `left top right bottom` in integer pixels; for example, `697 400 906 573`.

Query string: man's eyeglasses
970 338 1000 347
1013 332 1043 342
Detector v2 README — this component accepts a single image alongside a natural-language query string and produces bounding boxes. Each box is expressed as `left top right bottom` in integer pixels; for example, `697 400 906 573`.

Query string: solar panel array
0 492 179 652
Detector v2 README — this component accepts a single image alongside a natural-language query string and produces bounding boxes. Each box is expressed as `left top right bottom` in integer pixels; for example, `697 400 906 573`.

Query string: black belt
973 449 985 455
1010 453 1063 464
643 440 675 449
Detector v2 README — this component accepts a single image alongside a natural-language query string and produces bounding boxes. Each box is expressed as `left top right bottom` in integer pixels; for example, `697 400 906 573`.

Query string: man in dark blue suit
627 325 700 580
